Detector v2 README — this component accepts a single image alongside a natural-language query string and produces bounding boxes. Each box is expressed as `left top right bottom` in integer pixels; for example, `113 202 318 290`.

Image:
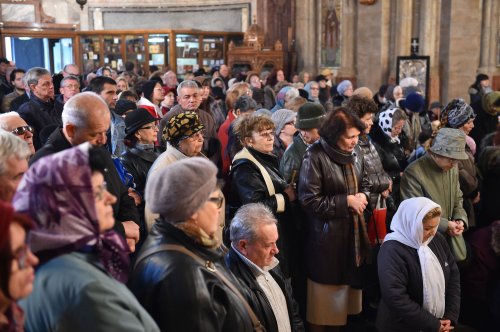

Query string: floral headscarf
13 143 130 283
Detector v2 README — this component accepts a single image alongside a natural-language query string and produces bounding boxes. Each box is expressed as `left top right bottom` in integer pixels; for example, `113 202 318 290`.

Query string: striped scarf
343 163 371 267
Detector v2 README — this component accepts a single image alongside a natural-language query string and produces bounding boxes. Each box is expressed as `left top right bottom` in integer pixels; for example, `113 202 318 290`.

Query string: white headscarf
384 197 445 318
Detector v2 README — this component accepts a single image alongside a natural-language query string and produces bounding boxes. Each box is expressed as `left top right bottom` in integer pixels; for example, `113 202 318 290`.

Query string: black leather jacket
17 94 58 150
130 221 255 332
358 136 391 209
120 147 160 196
224 247 305 332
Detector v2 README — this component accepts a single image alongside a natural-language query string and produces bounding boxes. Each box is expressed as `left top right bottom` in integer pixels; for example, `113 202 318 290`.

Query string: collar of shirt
231 243 279 279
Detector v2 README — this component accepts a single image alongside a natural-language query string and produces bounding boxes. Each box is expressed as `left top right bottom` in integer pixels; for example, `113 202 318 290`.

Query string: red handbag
368 195 387 246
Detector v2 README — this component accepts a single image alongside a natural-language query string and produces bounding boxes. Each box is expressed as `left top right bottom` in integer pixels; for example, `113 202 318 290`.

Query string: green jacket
401 153 468 261
279 133 308 185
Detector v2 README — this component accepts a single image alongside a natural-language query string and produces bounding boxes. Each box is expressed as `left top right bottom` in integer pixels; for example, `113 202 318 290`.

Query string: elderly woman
377 197 460 332
304 81 321 104
332 80 353 106
144 112 206 230
370 107 409 207
0 201 38 331
440 98 479 227
13 144 159 331
298 108 370 331
229 114 296 276
271 109 297 162
130 158 255 331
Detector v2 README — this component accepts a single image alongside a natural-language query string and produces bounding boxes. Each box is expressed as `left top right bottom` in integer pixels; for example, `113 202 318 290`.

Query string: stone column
389 0 413 79
442 0 482 101
337 0 356 81
478 0 500 89
294 0 318 72
419 0 441 103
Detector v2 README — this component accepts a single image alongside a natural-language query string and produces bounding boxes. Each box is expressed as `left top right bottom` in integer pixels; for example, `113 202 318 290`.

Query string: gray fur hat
430 128 468 160
145 157 217 222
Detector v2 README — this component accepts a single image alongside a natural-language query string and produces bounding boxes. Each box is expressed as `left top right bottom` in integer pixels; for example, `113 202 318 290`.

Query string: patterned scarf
13 143 130 283
342 163 370 267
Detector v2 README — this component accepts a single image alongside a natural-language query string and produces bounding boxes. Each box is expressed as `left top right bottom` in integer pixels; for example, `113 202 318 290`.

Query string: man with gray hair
161 80 219 163
225 203 304 332
0 130 30 202
53 75 80 116
0 111 35 157
17 67 58 150
30 92 141 252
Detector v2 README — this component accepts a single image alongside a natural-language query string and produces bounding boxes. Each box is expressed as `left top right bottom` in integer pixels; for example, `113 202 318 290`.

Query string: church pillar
294 0 318 73
419 0 441 103
337 0 356 83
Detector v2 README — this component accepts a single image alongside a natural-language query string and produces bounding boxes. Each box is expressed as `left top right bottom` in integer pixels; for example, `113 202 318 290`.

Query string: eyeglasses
208 195 224 209
185 130 205 141
13 244 31 270
11 125 34 136
310 87 319 90
140 125 158 130
94 181 108 201
257 131 274 139
285 121 296 127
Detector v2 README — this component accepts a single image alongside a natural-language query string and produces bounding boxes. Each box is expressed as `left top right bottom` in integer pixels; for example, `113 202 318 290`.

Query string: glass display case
103 35 122 70
81 35 100 73
176 34 199 76
77 30 242 76
202 36 224 73
148 34 169 72
125 35 146 74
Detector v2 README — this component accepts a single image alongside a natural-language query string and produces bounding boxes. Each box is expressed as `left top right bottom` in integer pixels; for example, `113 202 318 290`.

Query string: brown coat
298 139 370 285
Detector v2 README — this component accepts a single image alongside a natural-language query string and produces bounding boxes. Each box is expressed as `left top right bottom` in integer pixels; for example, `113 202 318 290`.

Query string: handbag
135 244 266 332
368 195 387 246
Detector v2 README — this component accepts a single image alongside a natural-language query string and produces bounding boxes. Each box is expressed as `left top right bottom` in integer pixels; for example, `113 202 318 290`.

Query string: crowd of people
0 55 499 332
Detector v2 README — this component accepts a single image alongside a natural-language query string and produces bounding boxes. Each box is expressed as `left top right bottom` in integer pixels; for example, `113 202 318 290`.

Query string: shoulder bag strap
134 243 265 332
233 147 276 196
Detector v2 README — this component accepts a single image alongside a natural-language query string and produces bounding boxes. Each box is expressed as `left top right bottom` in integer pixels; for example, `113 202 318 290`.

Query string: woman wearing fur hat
131 158 255 332
441 99 479 227
0 201 38 332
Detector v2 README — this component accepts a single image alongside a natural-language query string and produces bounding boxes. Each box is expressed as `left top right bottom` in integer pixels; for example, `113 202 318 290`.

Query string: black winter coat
376 233 461 332
224 247 304 332
358 136 391 209
298 139 370 285
17 94 58 150
369 123 408 205
120 147 160 197
130 222 255 332
30 128 140 237
228 147 293 277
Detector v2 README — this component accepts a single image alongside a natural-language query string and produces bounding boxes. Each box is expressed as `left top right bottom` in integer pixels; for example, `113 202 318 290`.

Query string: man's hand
439 319 454 331
122 220 140 252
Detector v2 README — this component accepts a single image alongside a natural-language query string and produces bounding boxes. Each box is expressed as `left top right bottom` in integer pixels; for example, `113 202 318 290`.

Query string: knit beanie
145 157 217 222
401 92 425 113
142 80 159 101
337 80 353 96
271 109 296 135
443 99 475 129
296 103 326 130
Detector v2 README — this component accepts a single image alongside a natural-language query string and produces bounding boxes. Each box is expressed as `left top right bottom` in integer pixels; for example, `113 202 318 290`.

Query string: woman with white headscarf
376 197 460 332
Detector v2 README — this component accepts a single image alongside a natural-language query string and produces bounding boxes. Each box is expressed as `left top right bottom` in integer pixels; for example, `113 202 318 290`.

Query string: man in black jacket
30 92 140 252
225 203 304 332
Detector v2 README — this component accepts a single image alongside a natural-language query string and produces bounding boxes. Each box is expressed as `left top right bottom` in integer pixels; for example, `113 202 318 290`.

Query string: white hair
285 87 300 103
0 130 30 175
230 203 277 244
62 92 109 127
177 80 199 97
0 111 21 130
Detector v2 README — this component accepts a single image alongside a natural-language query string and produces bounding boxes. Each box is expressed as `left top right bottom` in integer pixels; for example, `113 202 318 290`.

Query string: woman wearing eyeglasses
0 201 38 332
13 144 159 331
228 114 296 278
130 157 255 331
